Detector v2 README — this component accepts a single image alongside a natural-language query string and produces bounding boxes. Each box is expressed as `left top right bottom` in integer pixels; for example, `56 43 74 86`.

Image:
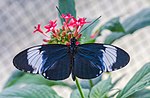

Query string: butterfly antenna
56 6 65 22
79 16 101 33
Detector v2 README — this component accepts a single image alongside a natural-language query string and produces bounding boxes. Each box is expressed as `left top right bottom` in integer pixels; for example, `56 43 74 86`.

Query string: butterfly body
13 37 130 80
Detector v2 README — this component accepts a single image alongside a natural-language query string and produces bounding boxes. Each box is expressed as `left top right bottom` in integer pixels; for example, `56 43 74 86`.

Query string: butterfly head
70 37 81 46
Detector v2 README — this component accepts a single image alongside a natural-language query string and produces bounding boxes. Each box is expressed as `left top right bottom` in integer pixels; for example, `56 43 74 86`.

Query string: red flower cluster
33 13 89 44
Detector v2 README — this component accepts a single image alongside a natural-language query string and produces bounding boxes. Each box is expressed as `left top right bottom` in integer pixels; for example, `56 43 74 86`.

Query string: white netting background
0 0 150 97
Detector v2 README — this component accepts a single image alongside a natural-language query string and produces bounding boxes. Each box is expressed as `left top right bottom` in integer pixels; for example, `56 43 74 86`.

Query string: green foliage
70 63 150 98
2 63 150 98
89 76 112 98
4 70 25 88
98 8 150 44
123 8 150 34
58 0 76 24
80 19 99 44
4 70 71 89
80 76 101 89
70 89 90 98
100 17 125 33
117 62 150 98
0 84 61 98
70 76 113 98
104 32 125 44
128 89 150 98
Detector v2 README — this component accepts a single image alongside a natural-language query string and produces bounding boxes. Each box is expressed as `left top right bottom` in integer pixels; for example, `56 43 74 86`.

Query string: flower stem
89 79 94 89
75 77 84 98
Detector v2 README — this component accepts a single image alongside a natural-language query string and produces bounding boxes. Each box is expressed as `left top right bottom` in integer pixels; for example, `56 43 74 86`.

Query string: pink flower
62 22 69 30
33 24 50 38
61 13 73 23
77 17 87 26
32 13 90 44
44 20 57 33
68 17 78 27
68 17 88 27
33 24 44 34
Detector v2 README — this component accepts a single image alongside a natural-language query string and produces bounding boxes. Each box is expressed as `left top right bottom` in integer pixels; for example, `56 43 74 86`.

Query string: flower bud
68 33 72 40
76 33 82 40
62 31 66 37
62 25 65 30
62 39 65 43
66 42 71 46
76 41 80 45
73 30 78 37
43 39 50 42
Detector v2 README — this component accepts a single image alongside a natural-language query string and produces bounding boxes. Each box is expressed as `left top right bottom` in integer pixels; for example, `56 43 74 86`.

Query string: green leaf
70 89 90 98
80 19 99 44
103 8 150 44
111 74 126 89
123 8 150 34
117 62 150 98
109 74 126 97
10 73 71 88
100 17 125 33
4 70 72 89
4 70 25 89
58 0 76 24
90 76 112 98
104 32 125 44
0 84 61 98
80 76 102 89
128 89 150 98
84 39 96 44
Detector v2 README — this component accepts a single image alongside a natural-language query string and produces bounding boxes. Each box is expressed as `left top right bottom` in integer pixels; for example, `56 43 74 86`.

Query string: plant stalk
89 79 94 89
75 77 84 98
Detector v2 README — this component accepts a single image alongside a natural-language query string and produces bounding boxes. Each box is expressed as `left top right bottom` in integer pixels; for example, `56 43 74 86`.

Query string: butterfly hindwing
41 52 71 80
73 52 103 79
13 44 71 80
73 45 105 79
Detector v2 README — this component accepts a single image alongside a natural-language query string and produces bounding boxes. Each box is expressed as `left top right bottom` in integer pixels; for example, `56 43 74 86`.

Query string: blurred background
0 0 150 97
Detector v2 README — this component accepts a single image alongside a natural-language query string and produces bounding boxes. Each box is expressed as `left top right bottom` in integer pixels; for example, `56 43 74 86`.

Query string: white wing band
100 45 117 71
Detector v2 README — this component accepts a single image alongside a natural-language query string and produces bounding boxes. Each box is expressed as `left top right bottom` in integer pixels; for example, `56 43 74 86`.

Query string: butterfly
13 37 130 80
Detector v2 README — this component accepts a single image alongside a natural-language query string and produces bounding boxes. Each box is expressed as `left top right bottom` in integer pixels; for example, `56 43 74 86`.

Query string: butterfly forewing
13 44 71 80
99 44 130 71
73 43 130 79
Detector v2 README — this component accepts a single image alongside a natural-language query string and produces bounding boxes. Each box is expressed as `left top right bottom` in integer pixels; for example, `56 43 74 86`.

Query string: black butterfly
13 37 130 80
